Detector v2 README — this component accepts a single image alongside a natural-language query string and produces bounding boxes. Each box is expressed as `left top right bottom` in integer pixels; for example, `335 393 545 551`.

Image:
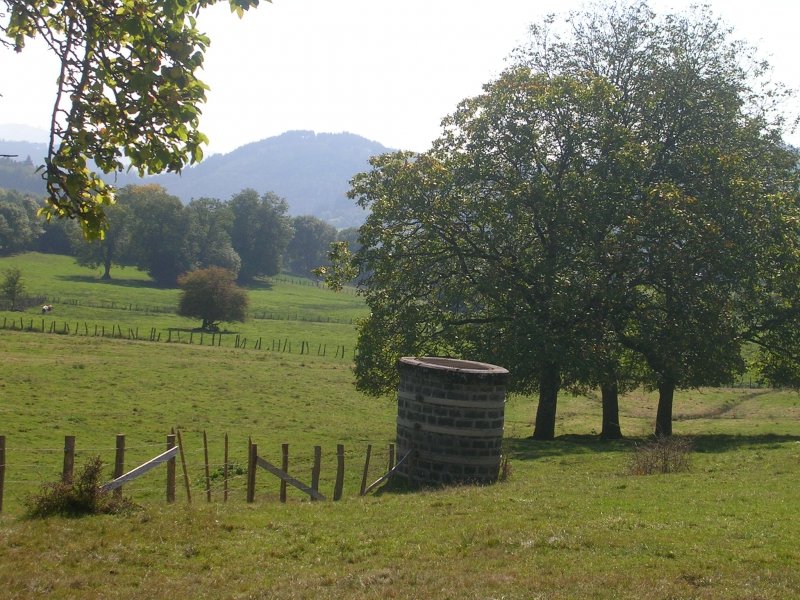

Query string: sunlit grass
0 252 799 598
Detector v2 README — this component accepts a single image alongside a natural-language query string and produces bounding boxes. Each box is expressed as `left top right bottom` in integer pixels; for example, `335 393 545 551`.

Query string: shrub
24 456 136 518
628 436 692 475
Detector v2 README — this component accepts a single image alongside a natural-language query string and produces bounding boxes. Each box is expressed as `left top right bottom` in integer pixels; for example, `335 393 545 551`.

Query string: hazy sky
1 0 798 155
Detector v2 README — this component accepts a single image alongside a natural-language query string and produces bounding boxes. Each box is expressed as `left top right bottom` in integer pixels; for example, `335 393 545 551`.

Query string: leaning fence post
203 430 211 503
113 434 125 499
247 443 257 503
176 429 191 504
360 444 372 496
334 444 345 501
223 433 229 503
311 446 321 502
0 435 5 513
62 435 75 483
280 443 289 503
166 434 176 503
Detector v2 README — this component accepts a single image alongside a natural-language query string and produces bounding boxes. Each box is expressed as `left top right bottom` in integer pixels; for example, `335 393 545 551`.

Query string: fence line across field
0 432 398 513
1 316 359 360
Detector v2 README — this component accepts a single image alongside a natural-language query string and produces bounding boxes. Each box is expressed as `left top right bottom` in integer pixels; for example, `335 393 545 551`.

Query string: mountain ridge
0 129 392 227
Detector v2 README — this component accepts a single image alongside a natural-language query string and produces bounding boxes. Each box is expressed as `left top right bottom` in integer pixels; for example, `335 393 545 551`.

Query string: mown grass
0 252 799 599
1 252 366 357
1 252 366 323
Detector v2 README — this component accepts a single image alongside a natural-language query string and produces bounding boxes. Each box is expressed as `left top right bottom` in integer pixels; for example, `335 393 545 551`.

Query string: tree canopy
332 1 800 439
285 215 337 277
229 189 293 283
1 0 268 239
177 266 248 331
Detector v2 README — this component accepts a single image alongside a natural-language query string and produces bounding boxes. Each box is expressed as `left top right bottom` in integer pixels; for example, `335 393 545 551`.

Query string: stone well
395 357 509 486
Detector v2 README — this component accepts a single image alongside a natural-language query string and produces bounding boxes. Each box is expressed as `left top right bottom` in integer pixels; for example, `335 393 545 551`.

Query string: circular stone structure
395 357 509 486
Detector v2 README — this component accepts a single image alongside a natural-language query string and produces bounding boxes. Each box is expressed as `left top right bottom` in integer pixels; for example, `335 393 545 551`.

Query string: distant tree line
0 184 356 286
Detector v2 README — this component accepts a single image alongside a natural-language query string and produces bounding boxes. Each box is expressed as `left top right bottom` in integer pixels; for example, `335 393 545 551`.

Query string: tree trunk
600 381 623 440
102 254 112 280
532 362 560 440
655 380 674 437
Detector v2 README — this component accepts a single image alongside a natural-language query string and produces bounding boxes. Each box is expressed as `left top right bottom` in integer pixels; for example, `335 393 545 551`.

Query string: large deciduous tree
1 0 267 239
229 189 293 283
514 1 800 436
70 191 132 280
184 198 241 276
121 184 191 287
177 266 248 331
285 215 337 277
336 1 800 439
0 266 25 310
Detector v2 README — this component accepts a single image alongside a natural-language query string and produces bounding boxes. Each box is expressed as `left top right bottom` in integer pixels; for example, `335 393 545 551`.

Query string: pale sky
1 0 798 155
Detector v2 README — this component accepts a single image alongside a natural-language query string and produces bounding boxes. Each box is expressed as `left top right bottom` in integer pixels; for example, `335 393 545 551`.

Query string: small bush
24 456 136 518
629 436 692 475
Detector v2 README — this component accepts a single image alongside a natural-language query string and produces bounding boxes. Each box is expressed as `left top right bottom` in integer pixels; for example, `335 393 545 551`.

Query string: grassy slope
0 253 799 599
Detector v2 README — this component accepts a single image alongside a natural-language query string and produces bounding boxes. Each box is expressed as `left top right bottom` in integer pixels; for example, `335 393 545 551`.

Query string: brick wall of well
396 357 509 486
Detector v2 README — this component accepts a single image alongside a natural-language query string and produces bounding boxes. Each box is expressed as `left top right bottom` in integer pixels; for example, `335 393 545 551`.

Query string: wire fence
0 315 359 360
0 431 398 515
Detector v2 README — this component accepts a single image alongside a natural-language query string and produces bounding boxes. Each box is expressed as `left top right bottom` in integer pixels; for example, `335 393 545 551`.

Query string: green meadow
0 252 798 599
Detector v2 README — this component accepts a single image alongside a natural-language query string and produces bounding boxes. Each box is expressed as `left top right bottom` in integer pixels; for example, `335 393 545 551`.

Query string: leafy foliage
0 265 25 310
333 1 800 439
184 197 241 276
0 188 42 254
285 215 337 277
120 185 191 286
24 456 136 518
229 189 293 283
177 266 248 330
1 0 267 239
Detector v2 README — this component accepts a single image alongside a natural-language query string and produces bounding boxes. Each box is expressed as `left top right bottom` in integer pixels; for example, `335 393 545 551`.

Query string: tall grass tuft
24 456 137 518
628 436 692 475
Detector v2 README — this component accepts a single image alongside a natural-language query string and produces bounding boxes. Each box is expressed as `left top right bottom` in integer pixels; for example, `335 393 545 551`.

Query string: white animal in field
41 304 53 313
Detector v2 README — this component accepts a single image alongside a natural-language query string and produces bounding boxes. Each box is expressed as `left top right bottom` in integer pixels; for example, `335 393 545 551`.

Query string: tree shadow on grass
507 432 800 462
57 274 165 289
243 278 275 291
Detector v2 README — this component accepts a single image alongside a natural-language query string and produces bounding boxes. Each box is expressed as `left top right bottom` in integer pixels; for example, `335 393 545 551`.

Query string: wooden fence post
166 434 176 503
203 430 211 503
280 443 289 503
114 434 125 498
176 429 191 504
62 435 75 482
388 443 396 472
223 433 229 503
0 435 5 513
360 444 372 496
247 443 257 503
311 446 321 502
334 444 345 501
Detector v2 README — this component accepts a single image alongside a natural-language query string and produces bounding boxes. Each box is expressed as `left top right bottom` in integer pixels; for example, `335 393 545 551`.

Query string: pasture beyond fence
0 314 357 360
0 432 400 514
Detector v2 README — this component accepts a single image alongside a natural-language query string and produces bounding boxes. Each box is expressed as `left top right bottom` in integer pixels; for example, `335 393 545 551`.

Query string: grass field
0 252 799 599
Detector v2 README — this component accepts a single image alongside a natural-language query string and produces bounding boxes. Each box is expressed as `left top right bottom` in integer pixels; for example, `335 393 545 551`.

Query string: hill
0 130 392 227
129 130 390 227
